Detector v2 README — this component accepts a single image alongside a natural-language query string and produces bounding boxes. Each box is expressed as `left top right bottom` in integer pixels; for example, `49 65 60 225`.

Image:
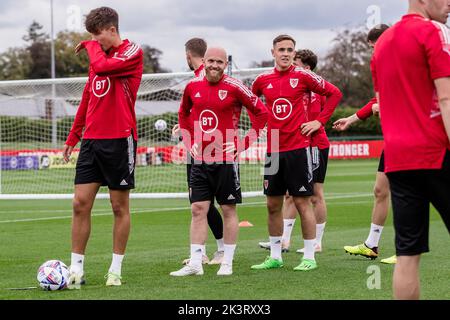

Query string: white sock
189 244 205 267
216 238 225 252
303 239 316 260
223 244 236 265
70 253 84 273
282 219 296 243
316 222 326 247
365 223 384 248
270 236 282 260
108 253 124 275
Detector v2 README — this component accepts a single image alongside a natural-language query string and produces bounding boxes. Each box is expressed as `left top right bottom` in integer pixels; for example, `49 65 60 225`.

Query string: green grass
0 159 448 300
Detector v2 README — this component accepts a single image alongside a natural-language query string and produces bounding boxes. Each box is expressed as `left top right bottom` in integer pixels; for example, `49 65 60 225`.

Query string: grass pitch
0 159 448 300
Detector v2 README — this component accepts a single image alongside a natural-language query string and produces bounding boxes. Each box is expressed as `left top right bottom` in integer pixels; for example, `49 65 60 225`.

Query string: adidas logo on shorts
299 186 307 192
227 194 235 200
120 179 128 186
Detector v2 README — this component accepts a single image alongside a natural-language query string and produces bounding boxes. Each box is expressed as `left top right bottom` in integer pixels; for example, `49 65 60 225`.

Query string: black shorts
189 163 242 205
75 136 137 190
311 147 329 184
263 148 313 197
387 151 450 256
377 150 385 173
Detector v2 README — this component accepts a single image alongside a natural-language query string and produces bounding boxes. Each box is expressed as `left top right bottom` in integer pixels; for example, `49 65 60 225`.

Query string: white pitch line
0 193 373 224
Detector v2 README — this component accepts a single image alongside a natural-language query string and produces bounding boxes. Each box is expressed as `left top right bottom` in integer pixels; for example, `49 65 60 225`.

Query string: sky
0 0 409 73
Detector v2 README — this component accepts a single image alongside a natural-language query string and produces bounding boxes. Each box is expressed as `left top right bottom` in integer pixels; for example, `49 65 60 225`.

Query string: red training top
66 39 143 146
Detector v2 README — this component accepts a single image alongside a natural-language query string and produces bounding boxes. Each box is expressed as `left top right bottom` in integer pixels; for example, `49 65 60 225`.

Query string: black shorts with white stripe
189 162 242 205
311 147 329 184
263 148 314 197
75 135 137 190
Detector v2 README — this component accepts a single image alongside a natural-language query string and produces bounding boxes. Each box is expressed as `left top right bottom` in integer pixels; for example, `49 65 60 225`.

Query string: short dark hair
367 24 389 43
273 34 296 47
295 49 318 71
85 7 119 34
185 38 207 58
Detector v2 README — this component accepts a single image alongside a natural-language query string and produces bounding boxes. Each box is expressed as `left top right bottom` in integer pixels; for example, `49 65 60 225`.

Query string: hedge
0 107 381 143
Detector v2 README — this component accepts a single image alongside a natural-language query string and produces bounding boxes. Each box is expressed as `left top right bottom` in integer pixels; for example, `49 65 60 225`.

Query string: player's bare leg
394 255 420 300
69 182 100 289
345 172 393 261
258 195 295 251
170 201 210 276
72 183 101 254
109 189 131 255
218 204 238 275
105 189 131 286
371 172 390 226
311 183 326 250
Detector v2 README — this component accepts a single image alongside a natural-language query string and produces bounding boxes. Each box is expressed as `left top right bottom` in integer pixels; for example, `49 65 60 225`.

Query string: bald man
371 0 450 299
171 47 268 276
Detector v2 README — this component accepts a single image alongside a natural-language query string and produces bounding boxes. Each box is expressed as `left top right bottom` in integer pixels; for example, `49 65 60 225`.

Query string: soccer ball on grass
37 260 69 291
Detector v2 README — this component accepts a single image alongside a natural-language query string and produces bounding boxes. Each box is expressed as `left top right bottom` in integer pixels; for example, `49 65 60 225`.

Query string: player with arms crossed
172 38 225 266
371 0 450 299
62 7 143 288
171 47 268 276
333 24 397 264
251 35 342 271
258 49 331 254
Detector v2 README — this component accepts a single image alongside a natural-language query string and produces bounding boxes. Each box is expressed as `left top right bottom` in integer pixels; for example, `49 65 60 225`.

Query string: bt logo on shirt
199 109 218 133
272 98 293 120
92 75 111 98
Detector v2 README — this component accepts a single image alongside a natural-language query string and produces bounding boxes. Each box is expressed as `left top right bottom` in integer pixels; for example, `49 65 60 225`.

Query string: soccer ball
37 260 69 291
154 119 167 131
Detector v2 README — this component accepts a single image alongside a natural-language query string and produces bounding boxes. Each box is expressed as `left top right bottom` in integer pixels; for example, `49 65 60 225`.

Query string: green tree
23 21 51 79
142 45 169 73
318 28 374 108
54 31 90 77
0 21 168 80
0 47 32 80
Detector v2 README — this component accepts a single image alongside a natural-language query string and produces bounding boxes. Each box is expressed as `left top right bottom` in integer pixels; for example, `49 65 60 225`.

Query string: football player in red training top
172 38 225 266
251 35 342 272
371 0 450 299
171 47 268 276
62 7 143 288
333 24 397 265
258 49 332 255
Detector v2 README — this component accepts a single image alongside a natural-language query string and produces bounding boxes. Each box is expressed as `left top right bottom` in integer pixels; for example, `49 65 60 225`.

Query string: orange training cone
238 220 254 227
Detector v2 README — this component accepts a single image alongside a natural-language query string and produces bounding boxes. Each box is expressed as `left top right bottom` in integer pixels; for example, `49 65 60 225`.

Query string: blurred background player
251 35 342 272
62 7 143 288
371 0 450 299
172 38 225 266
333 24 396 264
258 49 330 254
170 47 267 276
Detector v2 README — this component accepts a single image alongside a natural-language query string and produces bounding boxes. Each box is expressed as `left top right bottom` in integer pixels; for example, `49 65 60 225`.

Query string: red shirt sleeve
251 77 262 97
356 97 377 120
65 81 90 146
83 41 143 78
234 82 268 151
178 84 194 149
301 71 343 125
427 21 450 80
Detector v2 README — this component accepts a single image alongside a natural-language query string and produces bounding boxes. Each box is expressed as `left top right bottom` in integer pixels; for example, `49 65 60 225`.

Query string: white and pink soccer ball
37 260 69 291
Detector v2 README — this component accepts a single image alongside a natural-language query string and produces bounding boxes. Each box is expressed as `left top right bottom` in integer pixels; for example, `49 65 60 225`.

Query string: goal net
0 68 271 199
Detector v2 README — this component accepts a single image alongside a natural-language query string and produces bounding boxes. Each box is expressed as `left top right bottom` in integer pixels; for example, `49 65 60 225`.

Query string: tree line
0 21 168 80
1 22 375 108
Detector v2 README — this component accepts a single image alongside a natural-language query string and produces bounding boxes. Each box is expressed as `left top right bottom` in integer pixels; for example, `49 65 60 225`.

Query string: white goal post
0 68 270 199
